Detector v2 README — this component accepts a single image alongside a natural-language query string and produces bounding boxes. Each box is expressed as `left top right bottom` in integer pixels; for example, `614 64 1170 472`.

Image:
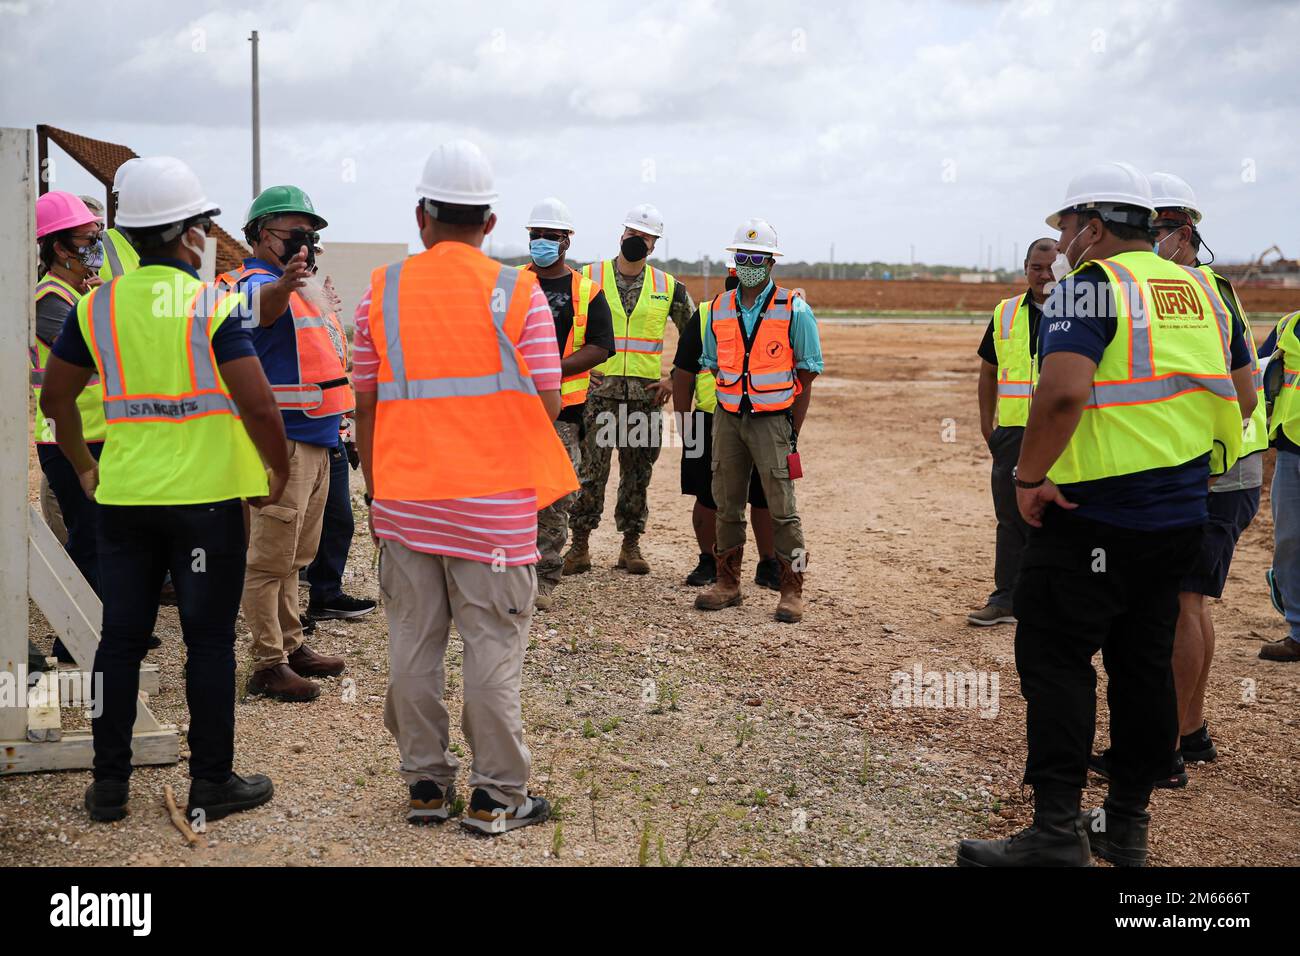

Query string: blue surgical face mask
529 237 562 267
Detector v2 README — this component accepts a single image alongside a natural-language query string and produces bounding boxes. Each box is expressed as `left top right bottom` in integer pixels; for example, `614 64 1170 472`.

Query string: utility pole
250 30 261 199
829 242 835 281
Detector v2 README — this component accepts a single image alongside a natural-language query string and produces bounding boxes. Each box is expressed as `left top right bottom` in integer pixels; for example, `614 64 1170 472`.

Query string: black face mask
277 234 316 272
724 274 740 291
620 235 649 262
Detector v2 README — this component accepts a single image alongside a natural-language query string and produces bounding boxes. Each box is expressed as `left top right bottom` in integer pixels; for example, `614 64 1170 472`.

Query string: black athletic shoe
1180 723 1218 763
185 772 274 822
308 593 378 620
685 553 716 586
85 779 129 822
461 788 550 835
754 556 782 591
407 780 457 824
1089 749 1187 789
300 613 317 636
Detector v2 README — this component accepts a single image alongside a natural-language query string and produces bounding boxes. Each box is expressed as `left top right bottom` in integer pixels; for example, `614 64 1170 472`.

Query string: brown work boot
1258 636 1300 662
617 533 650 574
563 529 592 576
246 664 321 702
695 545 743 611
774 555 806 623
288 643 346 677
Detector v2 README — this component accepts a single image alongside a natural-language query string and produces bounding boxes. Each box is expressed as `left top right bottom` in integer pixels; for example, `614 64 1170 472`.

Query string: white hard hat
526 197 575 232
111 157 142 195
114 156 220 229
416 139 498 205
622 202 664 238
725 217 783 257
1045 161 1155 230
1148 171 1203 224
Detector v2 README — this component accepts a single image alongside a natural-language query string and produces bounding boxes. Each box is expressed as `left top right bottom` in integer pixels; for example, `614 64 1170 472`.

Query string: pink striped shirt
352 257 561 565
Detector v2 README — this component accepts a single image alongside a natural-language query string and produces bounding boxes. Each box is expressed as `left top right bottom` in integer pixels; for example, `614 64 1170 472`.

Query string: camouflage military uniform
570 267 695 536
537 420 581 592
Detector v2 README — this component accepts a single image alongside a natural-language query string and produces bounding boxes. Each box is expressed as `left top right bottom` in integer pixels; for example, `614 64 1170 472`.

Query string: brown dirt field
674 276 1300 316
4 323 1297 867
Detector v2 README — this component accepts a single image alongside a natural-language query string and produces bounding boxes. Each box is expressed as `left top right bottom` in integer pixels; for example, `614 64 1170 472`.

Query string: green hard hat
244 185 327 230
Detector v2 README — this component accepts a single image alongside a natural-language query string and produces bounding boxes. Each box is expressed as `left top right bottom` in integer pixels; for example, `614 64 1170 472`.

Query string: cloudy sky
3 0 1297 266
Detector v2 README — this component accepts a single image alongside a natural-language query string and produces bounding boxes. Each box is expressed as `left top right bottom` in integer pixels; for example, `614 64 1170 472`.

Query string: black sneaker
684 553 716 586
185 772 274 823
308 593 377 620
461 788 550 835
300 613 317 636
1089 749 1187 789
754 556 782 591
85 779 129 822
1180 723 1218 763
407 780 457 824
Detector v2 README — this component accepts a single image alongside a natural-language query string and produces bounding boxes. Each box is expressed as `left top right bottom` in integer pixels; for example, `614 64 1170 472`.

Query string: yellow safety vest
32 274 106 444
98 227 140 281
579 259 676 379
519 264 596 406
990 293 1035 428
1194 266 1267 458
694 300 718 413
75 267 269 505
1268 310 1300 448
1048 250 1243 486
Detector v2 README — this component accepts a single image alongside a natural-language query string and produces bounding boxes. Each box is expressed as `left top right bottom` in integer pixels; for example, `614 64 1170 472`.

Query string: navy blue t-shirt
235 257 341 448
52 259 257 368
1038 262 1251 531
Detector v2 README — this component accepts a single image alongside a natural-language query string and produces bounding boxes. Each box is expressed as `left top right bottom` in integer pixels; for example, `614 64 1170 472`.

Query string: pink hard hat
36 190 99 240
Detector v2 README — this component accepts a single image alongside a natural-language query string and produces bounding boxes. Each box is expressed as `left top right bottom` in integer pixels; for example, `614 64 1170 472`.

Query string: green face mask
734 263 770 288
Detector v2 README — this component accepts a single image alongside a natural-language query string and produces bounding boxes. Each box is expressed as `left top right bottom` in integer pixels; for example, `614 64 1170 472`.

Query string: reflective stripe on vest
376 261 537 402
94 281 242 422
103 234 126 278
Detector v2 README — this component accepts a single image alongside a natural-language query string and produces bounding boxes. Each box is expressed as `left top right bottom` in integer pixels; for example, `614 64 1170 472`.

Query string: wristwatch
1012 466 1046 490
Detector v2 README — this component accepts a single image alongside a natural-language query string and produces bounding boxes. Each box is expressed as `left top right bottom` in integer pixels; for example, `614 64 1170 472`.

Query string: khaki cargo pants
379 538 536 806
713 409 805 562
242 440 329 671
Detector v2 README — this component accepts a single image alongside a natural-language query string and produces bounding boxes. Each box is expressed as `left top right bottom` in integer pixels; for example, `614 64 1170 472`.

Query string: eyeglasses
191 217 215 235
733 252 771 266
264 226 320 244
529 230 568 242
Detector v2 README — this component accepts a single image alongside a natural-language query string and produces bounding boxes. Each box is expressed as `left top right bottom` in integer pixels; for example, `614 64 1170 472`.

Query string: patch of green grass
581 719 597 739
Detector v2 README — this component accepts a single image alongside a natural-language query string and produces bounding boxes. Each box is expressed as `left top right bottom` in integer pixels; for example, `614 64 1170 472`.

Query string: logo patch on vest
1149 279 1204 323
765 340 785 359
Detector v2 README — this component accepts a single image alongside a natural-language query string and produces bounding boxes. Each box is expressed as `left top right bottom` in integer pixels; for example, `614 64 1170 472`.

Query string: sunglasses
265 226 320 244
529 230 568 242
733 252 771 266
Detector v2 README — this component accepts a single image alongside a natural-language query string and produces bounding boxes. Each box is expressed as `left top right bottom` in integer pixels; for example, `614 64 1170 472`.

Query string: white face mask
181 225 207 260
1051 226 1094 283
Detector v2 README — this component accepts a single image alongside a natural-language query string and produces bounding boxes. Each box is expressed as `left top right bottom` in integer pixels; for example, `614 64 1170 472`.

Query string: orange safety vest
520 263 594 407
367 244 578 507
711 286 801 414
225 265 354 417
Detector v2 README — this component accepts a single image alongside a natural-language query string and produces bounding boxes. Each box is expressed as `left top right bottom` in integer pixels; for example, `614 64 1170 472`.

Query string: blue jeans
1271 449 1300 640
306 441 354 603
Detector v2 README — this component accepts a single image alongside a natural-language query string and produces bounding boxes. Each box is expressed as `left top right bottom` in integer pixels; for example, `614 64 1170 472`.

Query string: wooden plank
25 668 61 742
0 128 35 744
1 729 179 775
28 508 101 670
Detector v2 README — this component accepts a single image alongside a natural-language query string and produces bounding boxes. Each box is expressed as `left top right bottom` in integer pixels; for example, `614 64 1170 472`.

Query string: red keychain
787 420 803 478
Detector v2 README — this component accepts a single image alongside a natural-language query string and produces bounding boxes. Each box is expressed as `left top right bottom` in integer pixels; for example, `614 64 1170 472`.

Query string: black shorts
680 411 768 510
1180 487 1261 598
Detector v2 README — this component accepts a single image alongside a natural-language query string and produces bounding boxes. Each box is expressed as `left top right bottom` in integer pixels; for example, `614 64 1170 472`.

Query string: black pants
988 426 1029 607
92 500 247 783
1013 508 1201 791
306 441 354 603
37 442 104 596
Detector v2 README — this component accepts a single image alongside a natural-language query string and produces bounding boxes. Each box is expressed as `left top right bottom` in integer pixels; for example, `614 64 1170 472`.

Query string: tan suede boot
775 555 806 623
617 532 650 574
563 529 592 575
695 545 744 610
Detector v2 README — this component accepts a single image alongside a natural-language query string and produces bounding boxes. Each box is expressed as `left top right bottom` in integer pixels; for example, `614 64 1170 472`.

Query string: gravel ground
5 323 1297 866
